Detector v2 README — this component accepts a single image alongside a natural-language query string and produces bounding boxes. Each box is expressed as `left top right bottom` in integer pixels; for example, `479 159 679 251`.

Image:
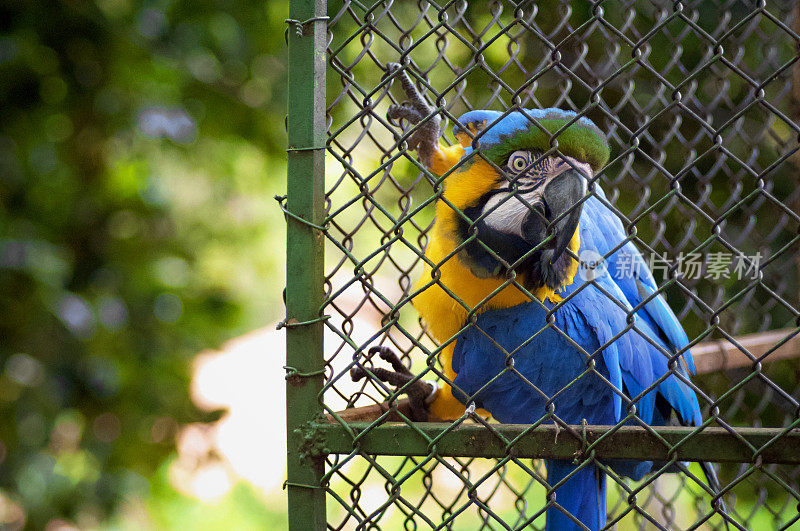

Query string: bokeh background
2 0 800 529
1 1 292 528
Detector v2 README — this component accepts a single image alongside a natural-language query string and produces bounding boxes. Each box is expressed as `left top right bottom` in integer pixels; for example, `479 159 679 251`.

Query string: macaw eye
507 151 529 173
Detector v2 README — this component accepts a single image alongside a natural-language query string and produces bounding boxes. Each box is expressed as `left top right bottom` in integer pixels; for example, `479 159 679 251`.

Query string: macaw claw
384 62 442 169
350 345 435 422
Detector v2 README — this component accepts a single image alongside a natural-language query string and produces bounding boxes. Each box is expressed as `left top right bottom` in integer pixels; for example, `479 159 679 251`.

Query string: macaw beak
463 166 587 287
522 168 585 265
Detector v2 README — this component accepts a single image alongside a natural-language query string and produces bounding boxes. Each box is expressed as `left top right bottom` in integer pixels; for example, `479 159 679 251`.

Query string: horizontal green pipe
314 422 800 464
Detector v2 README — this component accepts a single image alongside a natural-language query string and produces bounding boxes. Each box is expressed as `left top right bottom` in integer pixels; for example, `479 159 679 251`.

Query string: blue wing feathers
583 189 696 374
452 186 703 481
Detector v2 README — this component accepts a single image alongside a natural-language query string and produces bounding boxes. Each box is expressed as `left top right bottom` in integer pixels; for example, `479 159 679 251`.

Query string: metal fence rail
285 1 800 529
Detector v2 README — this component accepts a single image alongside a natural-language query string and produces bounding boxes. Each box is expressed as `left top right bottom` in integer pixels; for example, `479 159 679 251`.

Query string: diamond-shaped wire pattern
311 1 800 529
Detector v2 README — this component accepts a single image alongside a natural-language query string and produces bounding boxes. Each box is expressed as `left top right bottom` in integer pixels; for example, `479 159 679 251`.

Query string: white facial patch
480 153 592 237
481 182 549 238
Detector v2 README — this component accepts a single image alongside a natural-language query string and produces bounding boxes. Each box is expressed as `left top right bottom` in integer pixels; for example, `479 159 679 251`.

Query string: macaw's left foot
350 346 435 422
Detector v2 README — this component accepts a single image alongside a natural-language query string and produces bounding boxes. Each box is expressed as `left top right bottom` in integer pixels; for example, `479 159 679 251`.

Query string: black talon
352 346 434 422
381 61 402 82
384 62 442 169
387 104 423 128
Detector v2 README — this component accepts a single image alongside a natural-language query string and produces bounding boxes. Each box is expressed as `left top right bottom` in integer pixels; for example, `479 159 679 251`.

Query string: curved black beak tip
542 168 585 263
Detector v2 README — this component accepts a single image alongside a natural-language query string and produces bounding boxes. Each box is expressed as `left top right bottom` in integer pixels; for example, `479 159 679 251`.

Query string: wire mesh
308 1 800 529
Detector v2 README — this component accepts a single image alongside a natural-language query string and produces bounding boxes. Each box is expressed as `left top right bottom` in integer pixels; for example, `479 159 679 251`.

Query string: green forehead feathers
455 110 611 172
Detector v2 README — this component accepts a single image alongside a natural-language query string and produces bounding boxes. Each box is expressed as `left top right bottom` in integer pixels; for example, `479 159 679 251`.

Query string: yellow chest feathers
411 158 581 346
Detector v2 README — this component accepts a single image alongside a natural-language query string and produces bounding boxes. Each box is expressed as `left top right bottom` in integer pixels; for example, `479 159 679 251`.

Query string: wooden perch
331 328 800 423
691 328 800 373
327 394 440 423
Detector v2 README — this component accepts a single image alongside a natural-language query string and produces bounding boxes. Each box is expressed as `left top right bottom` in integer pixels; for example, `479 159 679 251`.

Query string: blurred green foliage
0 0 289 527
1 0 798 528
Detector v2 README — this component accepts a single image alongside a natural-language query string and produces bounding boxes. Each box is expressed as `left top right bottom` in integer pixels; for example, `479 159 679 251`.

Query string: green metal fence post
285 0 327 529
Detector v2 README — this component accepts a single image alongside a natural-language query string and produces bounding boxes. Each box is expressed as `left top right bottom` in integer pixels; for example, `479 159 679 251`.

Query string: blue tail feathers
546 460 606 531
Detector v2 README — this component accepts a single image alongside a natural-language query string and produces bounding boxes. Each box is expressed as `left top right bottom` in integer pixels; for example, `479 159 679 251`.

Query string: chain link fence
285 1 800 529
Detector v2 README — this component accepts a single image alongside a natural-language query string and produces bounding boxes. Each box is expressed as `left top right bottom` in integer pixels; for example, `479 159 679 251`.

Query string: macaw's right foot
350 345 434 422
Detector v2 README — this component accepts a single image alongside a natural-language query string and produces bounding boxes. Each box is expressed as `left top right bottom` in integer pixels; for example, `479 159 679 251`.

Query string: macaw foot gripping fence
285 1 800 529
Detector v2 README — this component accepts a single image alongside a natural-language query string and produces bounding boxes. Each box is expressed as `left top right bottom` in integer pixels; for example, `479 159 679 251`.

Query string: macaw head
442 108 610 291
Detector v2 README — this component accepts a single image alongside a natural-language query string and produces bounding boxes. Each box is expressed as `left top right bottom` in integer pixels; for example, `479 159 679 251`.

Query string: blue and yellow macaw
367 64 721 530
